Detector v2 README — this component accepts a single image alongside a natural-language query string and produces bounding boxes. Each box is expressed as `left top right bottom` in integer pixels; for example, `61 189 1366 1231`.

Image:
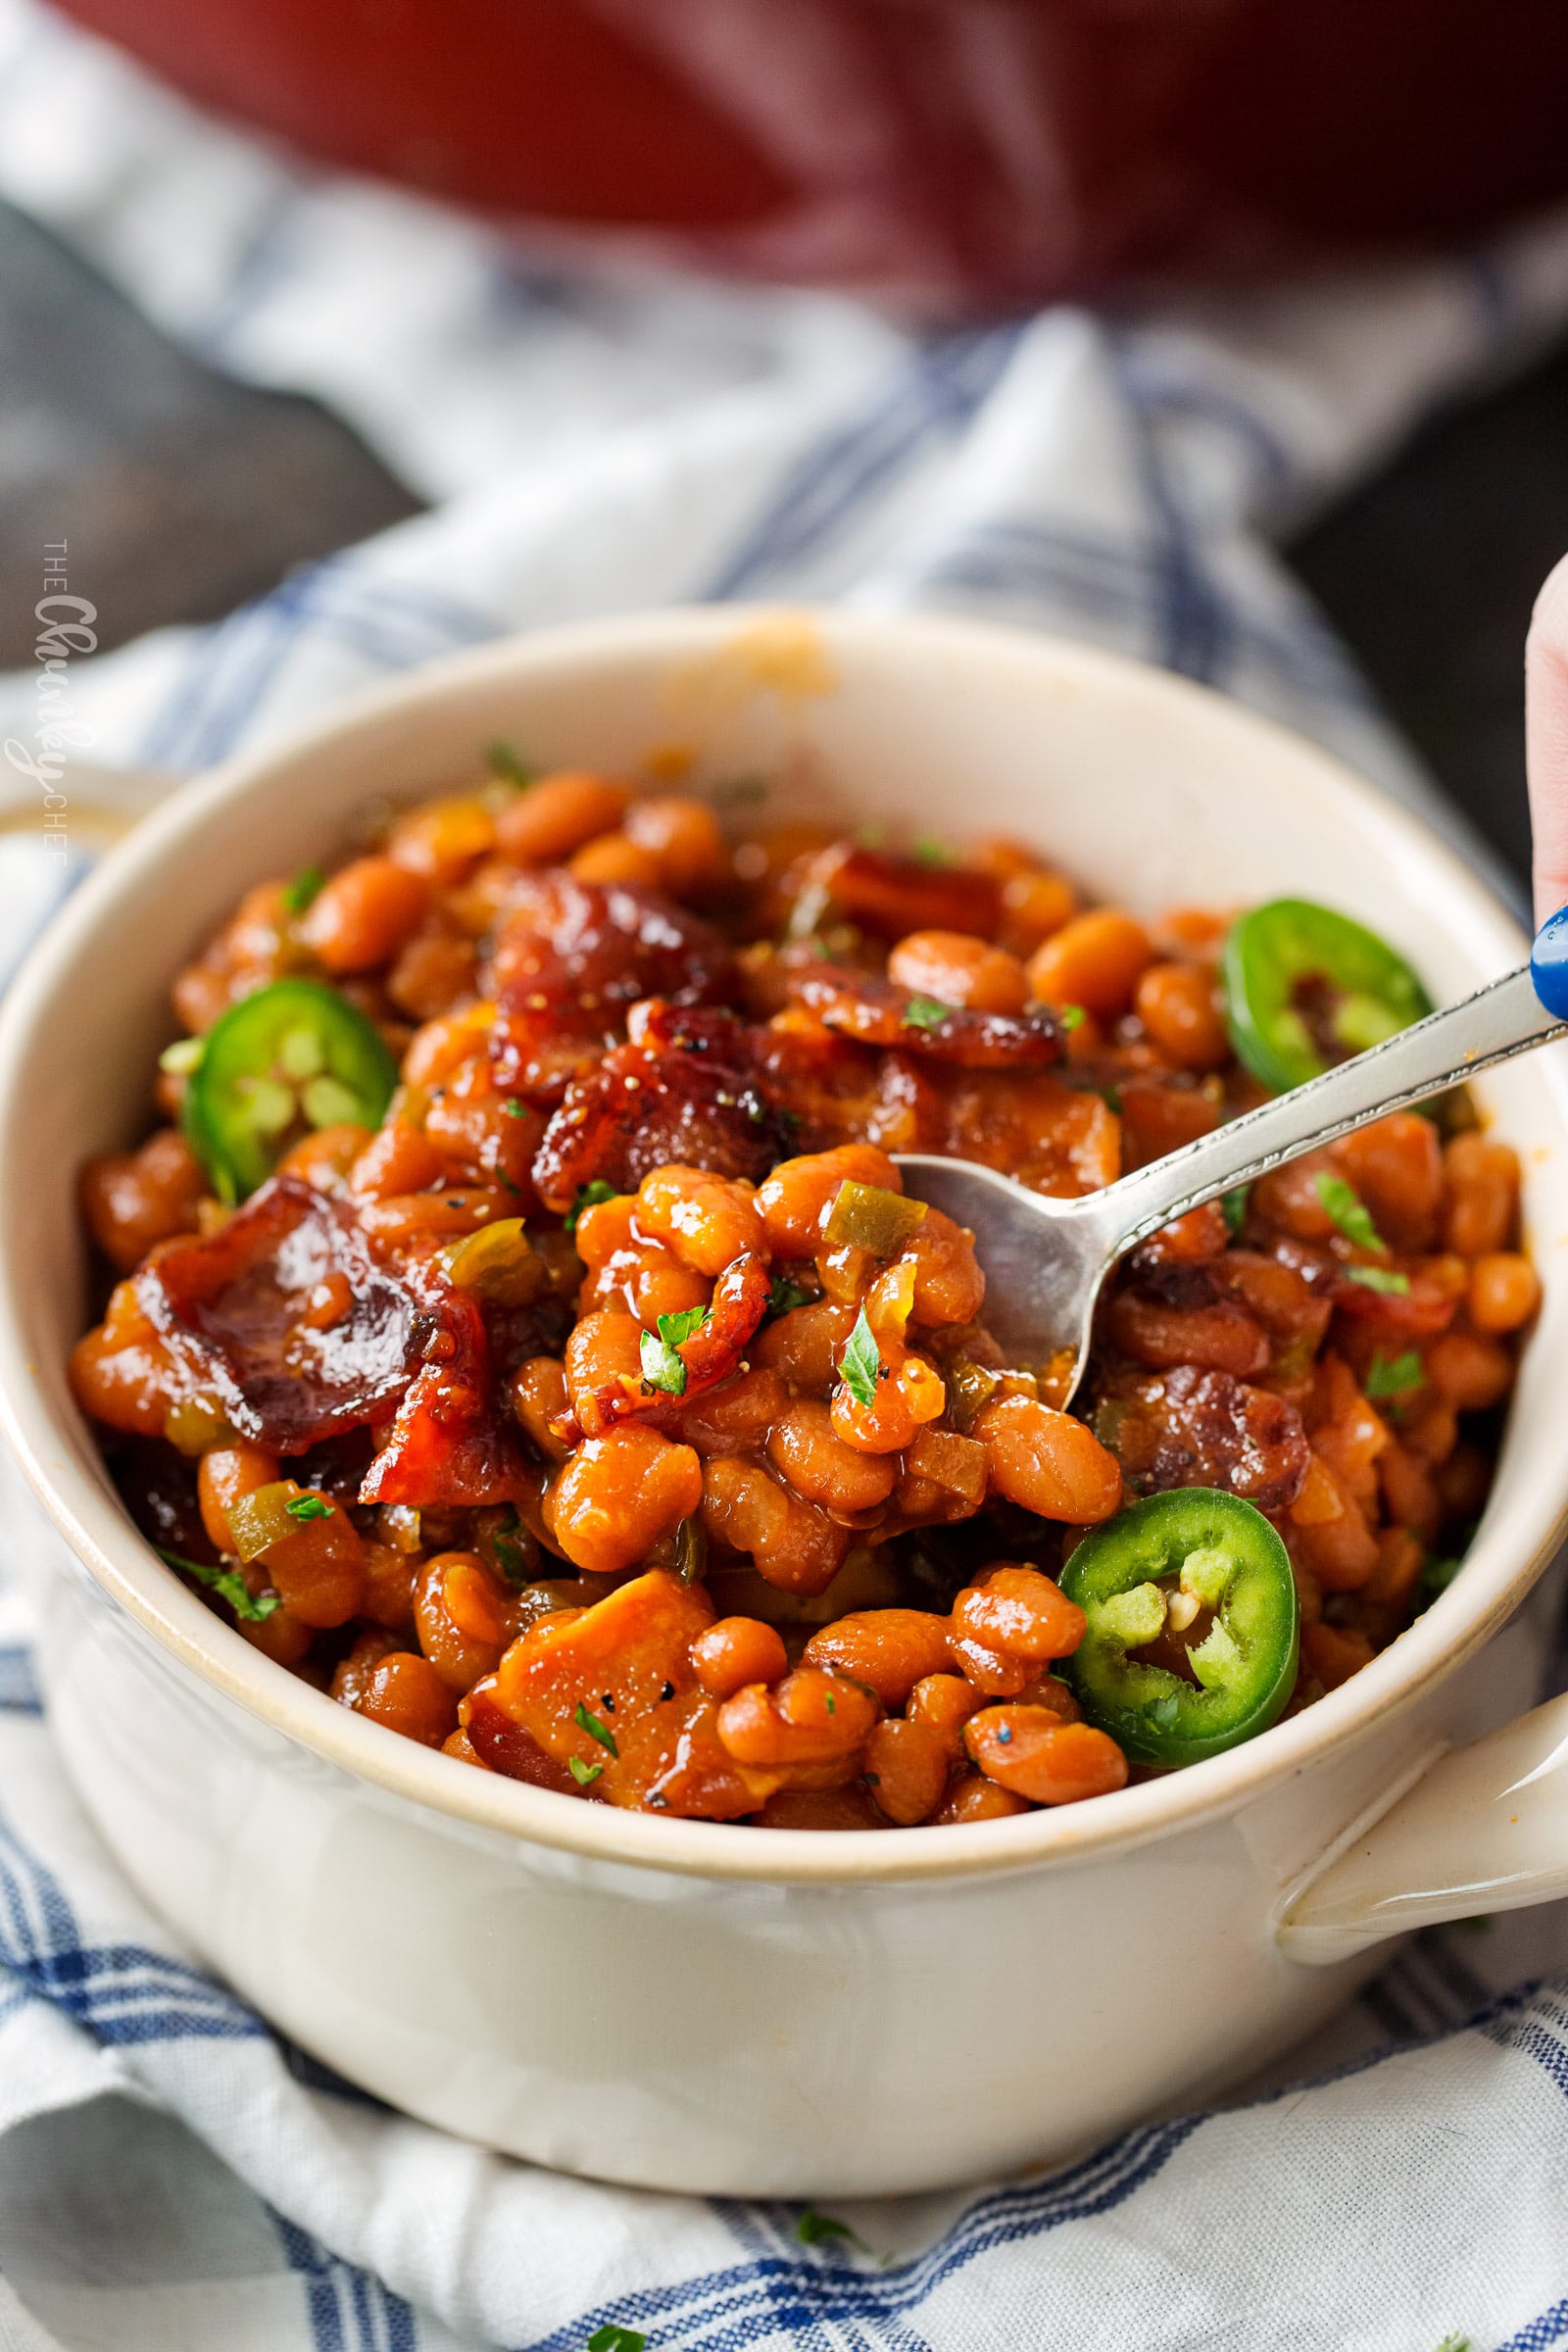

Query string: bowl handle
1277 1692 1568 1963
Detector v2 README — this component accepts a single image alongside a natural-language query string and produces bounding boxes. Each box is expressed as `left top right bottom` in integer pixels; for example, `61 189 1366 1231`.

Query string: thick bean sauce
70 777 1536 1827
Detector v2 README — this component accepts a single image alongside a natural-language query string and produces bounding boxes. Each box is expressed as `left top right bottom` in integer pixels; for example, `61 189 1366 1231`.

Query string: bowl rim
3 602 1564 1888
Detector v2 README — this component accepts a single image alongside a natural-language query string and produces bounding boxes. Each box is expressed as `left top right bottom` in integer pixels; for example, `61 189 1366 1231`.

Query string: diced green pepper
823 1180 927 1256
228 1480 317 1561
439 1218 541 1306
1060 1489 1298 1767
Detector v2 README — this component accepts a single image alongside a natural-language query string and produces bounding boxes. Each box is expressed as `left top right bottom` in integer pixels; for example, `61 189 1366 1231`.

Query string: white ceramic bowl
5 608 1568 2199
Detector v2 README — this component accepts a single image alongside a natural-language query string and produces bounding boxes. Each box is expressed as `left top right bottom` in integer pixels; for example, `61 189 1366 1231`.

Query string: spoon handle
1092 964 1565 1259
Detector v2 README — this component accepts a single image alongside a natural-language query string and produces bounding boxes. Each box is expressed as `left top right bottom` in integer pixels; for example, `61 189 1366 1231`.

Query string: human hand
1527 553 1568 925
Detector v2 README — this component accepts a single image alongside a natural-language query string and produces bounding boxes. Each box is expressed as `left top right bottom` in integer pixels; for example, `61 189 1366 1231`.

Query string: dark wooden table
5 196 1566 893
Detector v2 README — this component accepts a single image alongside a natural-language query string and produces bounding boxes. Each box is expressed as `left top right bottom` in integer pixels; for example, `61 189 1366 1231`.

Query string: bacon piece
938 1069 1121 1196
464 1681 582 1795
492 1569 718 1809
1096 1363 1309 1516
1263 1232 1461 1341
489 872 735 1103
1328 1262 1461 1338
634 1690 778 1819
1103 1271 1269 1380
569 1252 771 1441
752 1019 886 1145
359 1256 524 1507
1210 1250 1333 1378
784 960 1063 1069
138 1176 420 1453
139 1173 521 1501
485 983 612 1107
807 845 1003 940
530 1002 793 1211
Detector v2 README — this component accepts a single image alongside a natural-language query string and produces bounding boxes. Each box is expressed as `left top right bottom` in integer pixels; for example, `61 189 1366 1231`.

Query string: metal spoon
896 941 1568 1406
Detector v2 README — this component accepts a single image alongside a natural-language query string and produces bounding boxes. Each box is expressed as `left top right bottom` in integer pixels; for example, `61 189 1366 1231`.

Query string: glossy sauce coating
72 774 1532 1825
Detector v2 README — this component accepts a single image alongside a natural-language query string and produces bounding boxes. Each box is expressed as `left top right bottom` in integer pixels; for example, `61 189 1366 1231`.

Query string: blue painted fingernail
1531 906 1568 1018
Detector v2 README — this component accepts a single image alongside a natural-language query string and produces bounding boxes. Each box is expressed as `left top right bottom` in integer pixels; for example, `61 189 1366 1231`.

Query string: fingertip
1527 555 1568 928
1529 551 1568 654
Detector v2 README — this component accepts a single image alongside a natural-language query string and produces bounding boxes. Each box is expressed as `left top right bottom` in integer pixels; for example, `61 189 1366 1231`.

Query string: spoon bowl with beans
899 917 1568 1405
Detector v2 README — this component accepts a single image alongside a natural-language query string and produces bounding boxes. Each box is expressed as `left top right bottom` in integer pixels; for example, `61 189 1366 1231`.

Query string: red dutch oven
54 0 1568 311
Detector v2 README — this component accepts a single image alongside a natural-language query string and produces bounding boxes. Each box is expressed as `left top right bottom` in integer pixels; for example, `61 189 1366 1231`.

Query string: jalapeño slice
1221 899 1431 1096
182 978 397 1203
1059 1489 1298 1768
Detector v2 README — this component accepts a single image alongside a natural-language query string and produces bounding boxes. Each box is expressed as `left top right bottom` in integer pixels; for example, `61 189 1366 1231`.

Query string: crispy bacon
784 960 1063 1069
806 845 1003 940
530 1002 794 1212
1266 1232 1462 1340
138 1176 421 1453
568 1252 771 1441
464 1683 583 1794
1097 1363 1309 1516
359 1257 524 1506
936 1068 1121 1196
489 873 736 1103
1103 1263 1270 1380
751 1019 887 1143
138 1174 520 1502
1328 1261 1461 1337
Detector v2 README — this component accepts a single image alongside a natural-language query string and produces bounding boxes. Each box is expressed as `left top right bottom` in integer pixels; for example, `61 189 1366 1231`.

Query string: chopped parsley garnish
488 1511 530 1587
912 833 949 868
154 1546 280 1624
839 1306 882 1408
501 1097 528 1119
1222 1184 1250 1237
796 2207 863 2249
485 737 535 786
574 1699 619 1758
1058 1004 1086 1032
1314 1171 1386 1253
284 1493 331 1522
565 1178 619 1239
903 996 950 1032
767 1275 810 1319
640 1303 710 1398
1366 1348 1424 1398
585 2329 646 2352
1343 1264 1411 1297
280 862 326 916
568 1757 603 1788
1432 2337 1470 2352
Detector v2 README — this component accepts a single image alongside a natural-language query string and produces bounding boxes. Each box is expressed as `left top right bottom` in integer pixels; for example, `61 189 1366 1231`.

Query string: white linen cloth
3 5 1568 2345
